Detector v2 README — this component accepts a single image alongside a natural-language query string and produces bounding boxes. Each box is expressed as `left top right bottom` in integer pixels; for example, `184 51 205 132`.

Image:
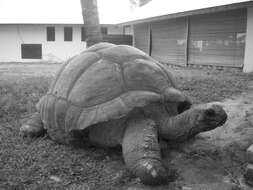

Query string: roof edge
0 23 116 26
118 1 253 25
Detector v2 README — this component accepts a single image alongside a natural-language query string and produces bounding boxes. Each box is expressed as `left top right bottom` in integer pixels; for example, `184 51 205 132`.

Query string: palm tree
139 0 152 6
80 0 102 47
129 0 152 10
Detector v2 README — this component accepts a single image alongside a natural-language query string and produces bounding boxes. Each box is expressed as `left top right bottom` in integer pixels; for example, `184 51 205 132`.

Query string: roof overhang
119 1 253 26
0 23 116 26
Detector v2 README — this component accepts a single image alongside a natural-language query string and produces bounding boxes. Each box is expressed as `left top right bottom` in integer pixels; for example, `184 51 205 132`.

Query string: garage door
151 18 187 66
188 9 247 67
133 23 150 54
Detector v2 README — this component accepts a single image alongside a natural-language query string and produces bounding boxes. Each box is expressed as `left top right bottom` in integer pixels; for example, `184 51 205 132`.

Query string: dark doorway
21 44 42 59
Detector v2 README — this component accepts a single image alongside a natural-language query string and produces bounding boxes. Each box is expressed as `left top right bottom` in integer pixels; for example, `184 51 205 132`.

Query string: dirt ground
0 63 253 190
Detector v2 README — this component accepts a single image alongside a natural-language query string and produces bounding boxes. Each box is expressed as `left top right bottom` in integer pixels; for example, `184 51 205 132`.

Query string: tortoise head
163 88 227 127
191 103 228 132
148 87 227 142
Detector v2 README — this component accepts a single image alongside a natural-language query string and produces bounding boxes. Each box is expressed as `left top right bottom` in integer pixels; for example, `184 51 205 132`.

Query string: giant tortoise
20 43 227 185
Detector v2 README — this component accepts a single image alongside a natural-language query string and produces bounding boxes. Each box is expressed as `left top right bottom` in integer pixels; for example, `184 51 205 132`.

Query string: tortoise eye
204 108 216 117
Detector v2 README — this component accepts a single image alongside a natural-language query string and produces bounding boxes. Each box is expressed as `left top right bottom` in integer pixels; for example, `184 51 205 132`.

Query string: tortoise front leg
20 112 46 138
122 117 168 185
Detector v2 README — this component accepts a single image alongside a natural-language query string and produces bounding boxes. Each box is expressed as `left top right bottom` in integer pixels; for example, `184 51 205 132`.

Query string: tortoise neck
157 108 201 142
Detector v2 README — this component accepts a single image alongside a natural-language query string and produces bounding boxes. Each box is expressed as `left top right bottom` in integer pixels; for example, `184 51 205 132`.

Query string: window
123 25 132 35
81 27 87 41
101 27 108 35
46 26 55 41
64 27 72 41
21 44 42 59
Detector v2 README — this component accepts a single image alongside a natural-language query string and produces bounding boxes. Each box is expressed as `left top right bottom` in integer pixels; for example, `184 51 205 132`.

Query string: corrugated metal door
189 9 247 67
133 23 150 54
151 18 187 66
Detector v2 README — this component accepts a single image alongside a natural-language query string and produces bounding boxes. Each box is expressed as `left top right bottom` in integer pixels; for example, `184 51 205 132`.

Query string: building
0 0 129 63
120 0 253 72
0 24 124 62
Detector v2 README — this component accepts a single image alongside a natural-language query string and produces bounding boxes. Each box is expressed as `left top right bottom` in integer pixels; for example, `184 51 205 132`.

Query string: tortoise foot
134 159 168 185
20 112 45 138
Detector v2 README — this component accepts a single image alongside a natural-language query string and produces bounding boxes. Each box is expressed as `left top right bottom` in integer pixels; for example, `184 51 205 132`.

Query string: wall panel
151 18 187 66
133 23 150 54
189 9 247 67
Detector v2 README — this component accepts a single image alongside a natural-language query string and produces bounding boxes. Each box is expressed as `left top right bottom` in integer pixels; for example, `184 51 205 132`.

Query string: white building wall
0 24 87 62
44 25 87 62
244 7 253 72
0 24 124 63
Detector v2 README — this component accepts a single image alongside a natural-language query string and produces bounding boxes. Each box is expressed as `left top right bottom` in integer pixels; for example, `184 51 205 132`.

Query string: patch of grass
176 70 253 104
0 77 51 122
0 67 252 189
0 76 137 190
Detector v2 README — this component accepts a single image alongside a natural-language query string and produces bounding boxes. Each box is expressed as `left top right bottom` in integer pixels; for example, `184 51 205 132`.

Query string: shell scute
123 58 173 93
100 45 149 64
68 59 124 107
52 52 100 99
76 90 162 129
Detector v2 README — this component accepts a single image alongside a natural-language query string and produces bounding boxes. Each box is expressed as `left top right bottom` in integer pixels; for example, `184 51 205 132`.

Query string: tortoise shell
37 43 183 140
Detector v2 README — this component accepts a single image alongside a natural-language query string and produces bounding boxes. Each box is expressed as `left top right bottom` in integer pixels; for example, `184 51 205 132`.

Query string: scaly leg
122 117 168 185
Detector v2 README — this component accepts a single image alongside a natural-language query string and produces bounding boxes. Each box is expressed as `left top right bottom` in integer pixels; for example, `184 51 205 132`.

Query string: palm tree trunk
80 0 102 47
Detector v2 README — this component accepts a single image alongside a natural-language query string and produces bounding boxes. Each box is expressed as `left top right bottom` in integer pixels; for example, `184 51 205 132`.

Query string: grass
0 77 51 122
174 68 253 104
0 65 253 190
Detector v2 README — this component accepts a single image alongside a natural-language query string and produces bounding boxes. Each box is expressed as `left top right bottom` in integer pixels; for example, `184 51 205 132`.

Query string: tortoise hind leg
122 118 168 185
20 112 46 138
